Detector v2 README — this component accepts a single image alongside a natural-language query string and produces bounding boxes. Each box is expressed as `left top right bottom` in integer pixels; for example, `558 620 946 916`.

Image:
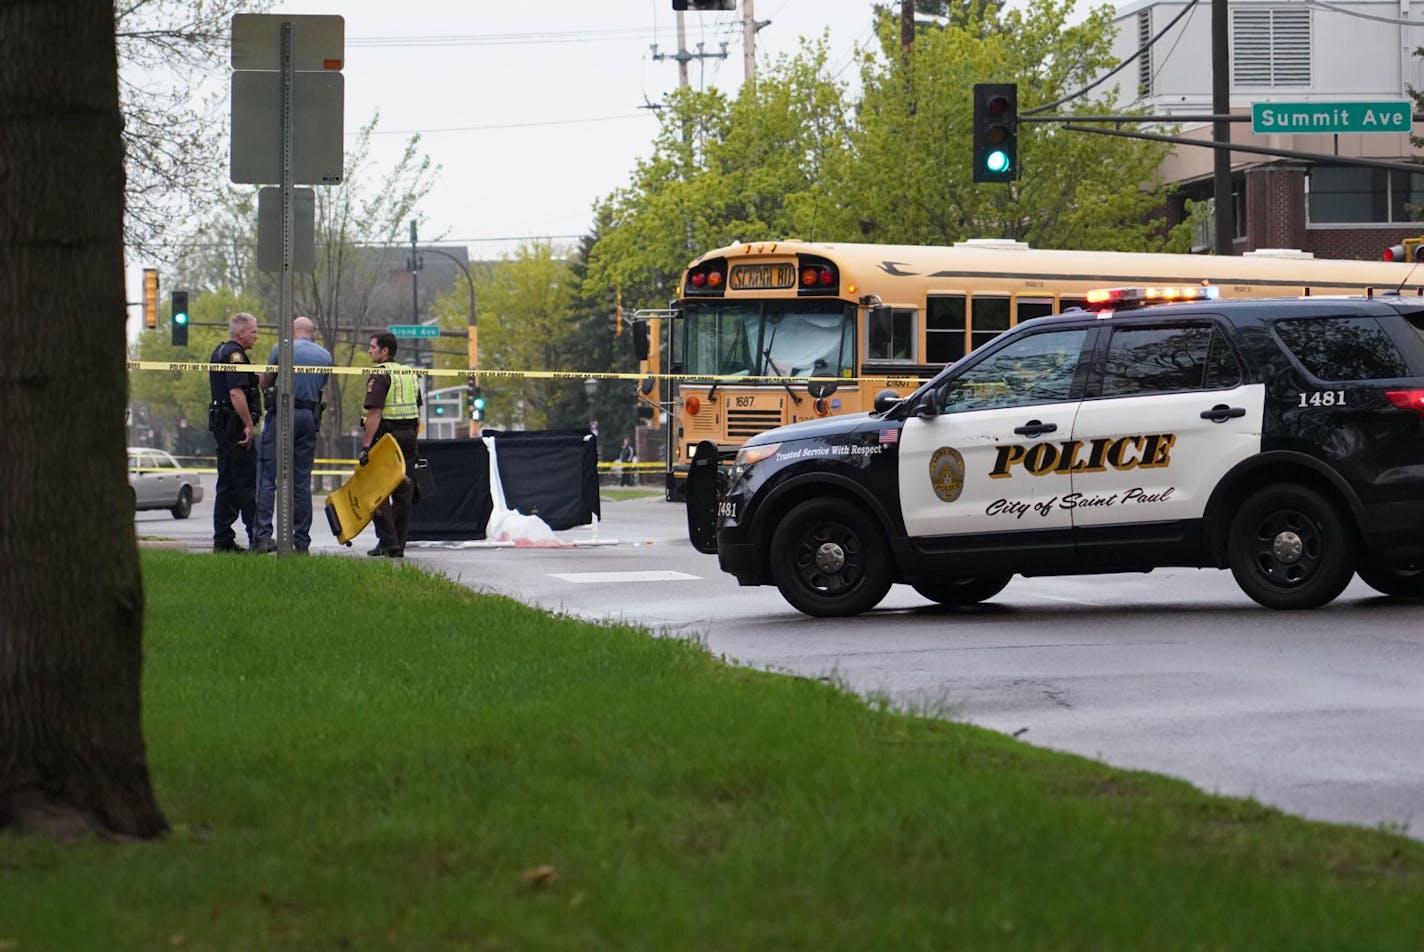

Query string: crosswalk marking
550 570 701 584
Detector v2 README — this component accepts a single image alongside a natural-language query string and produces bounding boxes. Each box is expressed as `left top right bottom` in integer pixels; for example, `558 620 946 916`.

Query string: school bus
642 238 1424 498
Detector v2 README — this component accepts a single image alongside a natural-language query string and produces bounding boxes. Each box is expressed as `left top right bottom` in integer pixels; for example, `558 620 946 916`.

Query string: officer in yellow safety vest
361 331 421 557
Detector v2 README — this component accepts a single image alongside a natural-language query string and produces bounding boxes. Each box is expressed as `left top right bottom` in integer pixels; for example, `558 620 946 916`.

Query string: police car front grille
727 409 785 438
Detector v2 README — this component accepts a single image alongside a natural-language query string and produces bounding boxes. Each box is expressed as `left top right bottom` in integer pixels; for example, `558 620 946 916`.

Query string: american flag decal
879 428 899 444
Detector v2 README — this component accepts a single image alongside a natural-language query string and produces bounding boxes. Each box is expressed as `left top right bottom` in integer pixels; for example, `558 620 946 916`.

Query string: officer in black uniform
208 312 262 552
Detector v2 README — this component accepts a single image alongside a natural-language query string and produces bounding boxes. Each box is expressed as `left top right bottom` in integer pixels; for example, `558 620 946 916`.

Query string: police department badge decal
929 446 966 502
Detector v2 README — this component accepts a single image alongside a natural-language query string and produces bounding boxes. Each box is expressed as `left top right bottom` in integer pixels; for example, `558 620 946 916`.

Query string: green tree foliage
590 2 1191 303
588 38 855 299
455 242 577 432
847 0 1189 251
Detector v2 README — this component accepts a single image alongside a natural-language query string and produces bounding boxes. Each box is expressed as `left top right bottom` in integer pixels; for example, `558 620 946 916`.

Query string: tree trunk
0 0 167 838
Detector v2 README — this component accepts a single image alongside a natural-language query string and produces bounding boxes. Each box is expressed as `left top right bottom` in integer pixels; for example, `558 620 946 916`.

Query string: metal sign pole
276 21 295 556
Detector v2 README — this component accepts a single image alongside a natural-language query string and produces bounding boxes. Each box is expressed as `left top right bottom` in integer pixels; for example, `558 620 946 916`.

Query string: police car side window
1273 316 1410 381
939 329 1088 412
1101 324 1240 396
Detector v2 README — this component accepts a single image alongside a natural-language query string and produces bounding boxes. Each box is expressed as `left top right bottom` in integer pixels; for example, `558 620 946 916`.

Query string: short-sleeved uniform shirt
363 373 391 412
209 340 256 404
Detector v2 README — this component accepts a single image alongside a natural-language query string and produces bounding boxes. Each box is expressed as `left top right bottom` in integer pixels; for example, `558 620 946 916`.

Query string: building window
1233 8 1310 87
1307 167 1424 224
1180 185 1246 251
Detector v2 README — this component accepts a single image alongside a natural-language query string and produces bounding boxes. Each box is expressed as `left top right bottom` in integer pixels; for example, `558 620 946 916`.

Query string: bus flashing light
686 262 727 293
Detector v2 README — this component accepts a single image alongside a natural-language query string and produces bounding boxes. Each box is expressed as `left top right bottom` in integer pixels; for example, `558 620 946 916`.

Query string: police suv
699 287 1424 617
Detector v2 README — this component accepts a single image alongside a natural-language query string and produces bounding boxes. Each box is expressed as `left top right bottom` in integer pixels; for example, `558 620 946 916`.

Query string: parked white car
128 447 204 519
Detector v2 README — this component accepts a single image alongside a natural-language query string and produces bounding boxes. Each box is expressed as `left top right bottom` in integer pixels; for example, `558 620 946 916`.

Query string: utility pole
1211 0 1233 255
408 219 422 365
652 11 728 90
741 0 771 86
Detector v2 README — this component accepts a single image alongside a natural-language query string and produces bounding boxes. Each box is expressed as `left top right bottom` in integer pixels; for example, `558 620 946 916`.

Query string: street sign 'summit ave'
1251 101 1412 135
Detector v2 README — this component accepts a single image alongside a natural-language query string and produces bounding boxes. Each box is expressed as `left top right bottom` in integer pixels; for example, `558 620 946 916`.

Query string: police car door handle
1013 420 1057 437
1200 404 1247 423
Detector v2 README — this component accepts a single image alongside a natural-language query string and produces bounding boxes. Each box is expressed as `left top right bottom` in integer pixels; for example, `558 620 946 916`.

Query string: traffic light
143 269 159 329
170 291 189 347
973 83 1018 183
470 386 486 422
672 1 735 10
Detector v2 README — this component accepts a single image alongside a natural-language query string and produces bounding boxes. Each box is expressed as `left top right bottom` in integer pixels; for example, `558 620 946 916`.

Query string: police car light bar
1083 285 1220 310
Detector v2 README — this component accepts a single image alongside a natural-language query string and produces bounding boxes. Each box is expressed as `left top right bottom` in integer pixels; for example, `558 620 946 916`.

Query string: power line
365 113 651 137
347 28 660 48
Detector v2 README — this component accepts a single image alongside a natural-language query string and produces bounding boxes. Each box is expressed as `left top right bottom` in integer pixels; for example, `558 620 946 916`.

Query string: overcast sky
269 0 887 256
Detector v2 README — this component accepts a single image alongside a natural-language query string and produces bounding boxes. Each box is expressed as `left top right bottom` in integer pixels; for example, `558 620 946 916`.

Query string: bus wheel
1227 484 1354 609
912 574 1012 606
770 498 891 617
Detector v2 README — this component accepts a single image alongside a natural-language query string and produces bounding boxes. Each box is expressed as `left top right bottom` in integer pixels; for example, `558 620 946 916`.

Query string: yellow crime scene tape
125 359 921 387
137 457 667 478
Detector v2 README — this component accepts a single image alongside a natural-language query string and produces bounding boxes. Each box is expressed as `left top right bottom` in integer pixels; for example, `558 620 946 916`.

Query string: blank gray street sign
230 71 344 184
231 13 344 71
257 187 315 273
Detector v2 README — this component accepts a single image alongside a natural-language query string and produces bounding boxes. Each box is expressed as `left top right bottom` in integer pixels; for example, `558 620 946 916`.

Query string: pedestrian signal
973 83 1018 183
171 291 189 347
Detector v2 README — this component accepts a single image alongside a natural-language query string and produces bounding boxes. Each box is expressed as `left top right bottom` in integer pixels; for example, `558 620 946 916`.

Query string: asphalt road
139 491 1424 839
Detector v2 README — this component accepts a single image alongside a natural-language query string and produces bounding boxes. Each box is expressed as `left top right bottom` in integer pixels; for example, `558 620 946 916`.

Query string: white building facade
1106 0 1424 257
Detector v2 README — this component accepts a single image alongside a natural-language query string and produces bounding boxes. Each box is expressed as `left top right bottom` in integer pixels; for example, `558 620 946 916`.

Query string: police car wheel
770 498 892 617
171 486 192 520
912 574 1012 607
1354 559 1424 599
1227 484 1355 610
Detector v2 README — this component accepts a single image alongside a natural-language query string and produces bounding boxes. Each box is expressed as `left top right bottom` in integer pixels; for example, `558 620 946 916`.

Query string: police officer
208 312 261 552
361 331 420 557
251 316 333 554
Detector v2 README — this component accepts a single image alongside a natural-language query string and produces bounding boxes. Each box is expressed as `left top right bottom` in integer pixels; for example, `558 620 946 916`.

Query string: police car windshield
682 301 855 379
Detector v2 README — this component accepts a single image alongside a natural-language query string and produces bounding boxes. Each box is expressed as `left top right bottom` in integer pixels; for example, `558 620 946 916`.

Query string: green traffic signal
171 290 189 346
972 83 1019 183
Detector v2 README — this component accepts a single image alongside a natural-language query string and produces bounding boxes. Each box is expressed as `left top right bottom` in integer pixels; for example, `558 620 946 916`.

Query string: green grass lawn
3 550 1422 950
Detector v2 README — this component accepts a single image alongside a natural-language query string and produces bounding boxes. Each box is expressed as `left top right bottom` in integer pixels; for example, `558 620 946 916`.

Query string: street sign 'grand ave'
388 324 441 339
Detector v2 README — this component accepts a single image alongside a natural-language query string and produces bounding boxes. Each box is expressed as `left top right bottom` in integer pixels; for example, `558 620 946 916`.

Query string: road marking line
550 570 701 583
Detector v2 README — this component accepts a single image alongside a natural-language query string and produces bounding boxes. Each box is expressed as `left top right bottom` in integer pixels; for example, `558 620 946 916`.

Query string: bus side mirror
633 321 651 361
807 379 838 399
873 388 902 414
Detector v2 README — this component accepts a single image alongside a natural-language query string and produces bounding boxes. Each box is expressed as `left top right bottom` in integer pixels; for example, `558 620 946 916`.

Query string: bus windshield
682 301 855 379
